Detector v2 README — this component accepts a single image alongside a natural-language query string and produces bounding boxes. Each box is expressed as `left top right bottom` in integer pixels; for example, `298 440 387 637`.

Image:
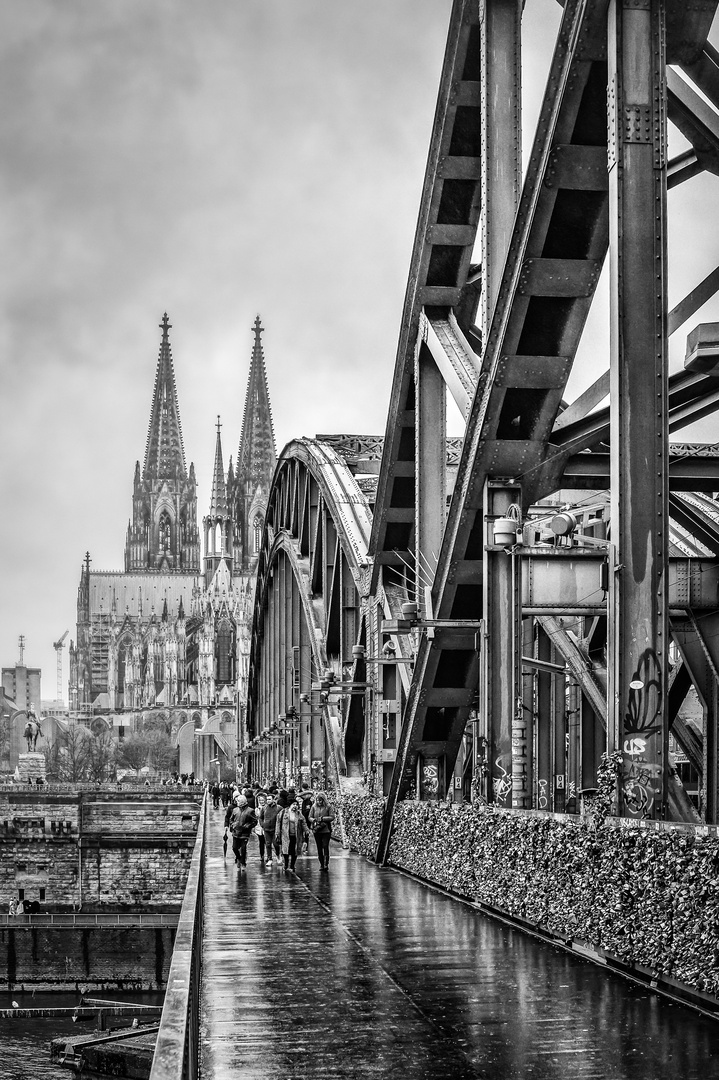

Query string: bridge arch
245 439 373 789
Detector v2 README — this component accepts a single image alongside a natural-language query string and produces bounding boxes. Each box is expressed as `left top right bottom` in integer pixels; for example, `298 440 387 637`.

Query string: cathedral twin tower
124 313 276 582
68 314 277 726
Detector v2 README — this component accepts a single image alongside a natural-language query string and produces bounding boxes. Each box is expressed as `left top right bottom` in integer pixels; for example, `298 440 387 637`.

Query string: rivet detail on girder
623 105 652 144
607 78 617 168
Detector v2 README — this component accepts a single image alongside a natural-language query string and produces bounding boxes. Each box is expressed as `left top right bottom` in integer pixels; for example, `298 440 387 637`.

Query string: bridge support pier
608 0 669 819
482 482 521 806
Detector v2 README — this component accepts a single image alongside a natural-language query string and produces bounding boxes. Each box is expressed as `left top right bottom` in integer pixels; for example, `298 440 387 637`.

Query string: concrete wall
0 790 201 910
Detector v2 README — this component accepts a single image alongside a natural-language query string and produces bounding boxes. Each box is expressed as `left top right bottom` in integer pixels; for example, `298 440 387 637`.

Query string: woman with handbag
308 791 335 871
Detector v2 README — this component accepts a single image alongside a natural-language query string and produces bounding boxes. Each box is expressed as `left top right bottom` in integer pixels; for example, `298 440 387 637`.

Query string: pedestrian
228 795 257 869
273 789 289 862
309 791 335 871
262 793 280 867
299 784 313 852
276 797 309 872
254 792 269 862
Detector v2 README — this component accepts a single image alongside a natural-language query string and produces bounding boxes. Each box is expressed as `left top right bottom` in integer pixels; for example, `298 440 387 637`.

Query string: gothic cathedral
68 314 276 777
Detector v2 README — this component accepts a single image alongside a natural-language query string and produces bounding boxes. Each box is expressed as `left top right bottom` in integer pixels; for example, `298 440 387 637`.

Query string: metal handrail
0 783 204 794
0 912 179 927
150 791 206 1080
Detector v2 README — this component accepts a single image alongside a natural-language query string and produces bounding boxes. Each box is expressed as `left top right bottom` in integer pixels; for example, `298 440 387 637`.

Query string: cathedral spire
204 416 233 585
125 314 200 573
209 416 229 518
143 313 187 480
236 315 276 486
231 316 277 574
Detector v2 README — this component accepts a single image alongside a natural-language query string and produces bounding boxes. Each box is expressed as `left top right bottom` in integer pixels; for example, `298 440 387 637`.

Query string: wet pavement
199 804 719 1079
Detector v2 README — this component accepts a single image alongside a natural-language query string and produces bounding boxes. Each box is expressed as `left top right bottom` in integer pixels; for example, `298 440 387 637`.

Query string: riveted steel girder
377 0 613 860
607 0 669 820
372 0 719 859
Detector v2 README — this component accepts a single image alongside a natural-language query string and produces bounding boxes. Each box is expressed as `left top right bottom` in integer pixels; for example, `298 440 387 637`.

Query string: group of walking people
222 784 335 872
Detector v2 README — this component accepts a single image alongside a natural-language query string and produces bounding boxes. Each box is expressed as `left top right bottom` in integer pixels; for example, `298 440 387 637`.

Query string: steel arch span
243 0 719 864
244 439 376 797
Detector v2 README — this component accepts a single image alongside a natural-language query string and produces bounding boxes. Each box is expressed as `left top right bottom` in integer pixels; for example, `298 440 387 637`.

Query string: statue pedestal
17 753 46 784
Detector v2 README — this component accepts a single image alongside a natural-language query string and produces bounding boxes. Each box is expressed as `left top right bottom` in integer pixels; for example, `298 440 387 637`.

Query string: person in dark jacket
308 792 335 870
299 784 314 853
261 794 280 867
228 795 257 868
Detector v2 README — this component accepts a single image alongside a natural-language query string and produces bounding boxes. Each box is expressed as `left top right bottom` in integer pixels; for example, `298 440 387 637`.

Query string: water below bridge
200 808 719 1079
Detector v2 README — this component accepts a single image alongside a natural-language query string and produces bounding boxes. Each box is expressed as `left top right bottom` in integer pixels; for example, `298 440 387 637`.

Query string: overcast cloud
0 1 717 700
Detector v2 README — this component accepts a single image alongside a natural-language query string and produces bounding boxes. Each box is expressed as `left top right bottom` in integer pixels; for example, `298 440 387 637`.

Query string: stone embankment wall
4 925 175 991
335 794 719 1008
0 789 201 909
0 789 202 990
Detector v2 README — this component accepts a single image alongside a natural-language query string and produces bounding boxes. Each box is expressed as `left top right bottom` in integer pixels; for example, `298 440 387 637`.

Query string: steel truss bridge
244 0 719 858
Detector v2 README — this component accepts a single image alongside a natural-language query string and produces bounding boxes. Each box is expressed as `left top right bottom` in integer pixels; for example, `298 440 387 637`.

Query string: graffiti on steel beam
621 648 663 818
493 757 512 806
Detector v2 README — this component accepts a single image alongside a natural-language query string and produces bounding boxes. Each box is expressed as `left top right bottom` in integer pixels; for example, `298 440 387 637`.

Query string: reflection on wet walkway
199 805 719 1079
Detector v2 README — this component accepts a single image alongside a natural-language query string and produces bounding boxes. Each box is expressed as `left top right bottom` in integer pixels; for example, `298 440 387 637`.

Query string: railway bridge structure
245 0 719 845
147 4 719 1077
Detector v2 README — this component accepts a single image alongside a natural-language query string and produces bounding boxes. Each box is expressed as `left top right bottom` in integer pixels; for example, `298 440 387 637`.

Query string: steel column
480 0 522 335
672 613 719 823
552 663 567 814
608 0 669 819
415 342 446 590
566 678 580 812
535 626 553 810
482 483 521 806
514 618 534 808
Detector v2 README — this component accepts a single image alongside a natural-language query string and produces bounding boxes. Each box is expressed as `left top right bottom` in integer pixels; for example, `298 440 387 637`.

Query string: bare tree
86 733 116 782
115 733 150 773
145 728 178 774
45 722 92 782
0 716 11 770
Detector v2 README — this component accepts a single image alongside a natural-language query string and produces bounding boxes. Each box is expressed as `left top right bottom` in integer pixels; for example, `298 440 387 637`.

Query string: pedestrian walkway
199 805 719 1079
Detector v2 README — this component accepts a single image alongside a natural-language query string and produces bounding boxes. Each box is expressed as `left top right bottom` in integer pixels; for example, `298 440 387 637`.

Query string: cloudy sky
0 1 717 703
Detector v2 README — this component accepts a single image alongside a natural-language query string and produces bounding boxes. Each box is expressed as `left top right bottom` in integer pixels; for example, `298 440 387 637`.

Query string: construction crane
53 630 69 705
